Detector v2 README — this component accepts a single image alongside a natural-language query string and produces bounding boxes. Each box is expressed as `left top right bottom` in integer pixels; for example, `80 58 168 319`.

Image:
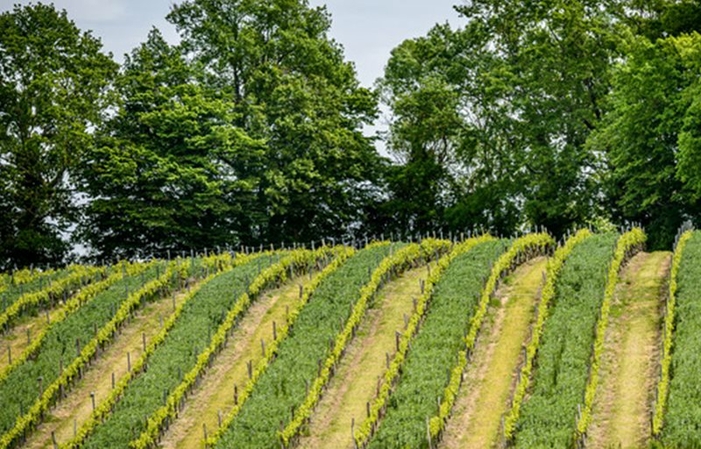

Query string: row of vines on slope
0 262 148 384
68 252 272 449
511 233 619 448
203 246 357 447
650 230 690 438
0 265 106 331
0 260 171 448
659 230 701 448
503 229 593 440
0 267 58 295
355 235 499 448
209 243 395 449
428 233 555 443
131 246 343 448
279 238 453 447
0 253 236 449
574 228 646 443
59 253 255 449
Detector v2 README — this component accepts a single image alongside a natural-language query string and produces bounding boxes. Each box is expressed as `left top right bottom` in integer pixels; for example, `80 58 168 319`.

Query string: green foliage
504 229 593 441
652 230 692 437
0 261 166 446
589 33 701 249
0 3 117 268
211 243 393 448
78 29 261 260
166 0 382 245
661 230 701 447
78 254 274 448
512 233 618 448
366 239 507 448
280 239 452 446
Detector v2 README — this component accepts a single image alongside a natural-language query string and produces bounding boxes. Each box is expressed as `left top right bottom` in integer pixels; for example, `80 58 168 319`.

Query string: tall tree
0 3 117 269
78 29 262 259
591 29 701 249
167 0 381 245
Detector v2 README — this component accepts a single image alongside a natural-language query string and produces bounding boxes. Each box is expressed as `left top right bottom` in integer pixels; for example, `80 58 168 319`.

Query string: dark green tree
0 3 117 269
167 0 382 245
591 31 701 249
78 29 263 259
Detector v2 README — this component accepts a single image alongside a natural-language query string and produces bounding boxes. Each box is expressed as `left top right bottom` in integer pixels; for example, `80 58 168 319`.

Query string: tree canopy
1 0 701 266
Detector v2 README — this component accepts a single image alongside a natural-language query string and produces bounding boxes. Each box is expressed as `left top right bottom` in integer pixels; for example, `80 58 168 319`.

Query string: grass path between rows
23 284 197 448
159 272 321 449
587 251 671 449
440 257 547 449
1 311 53 374
296 266 425 449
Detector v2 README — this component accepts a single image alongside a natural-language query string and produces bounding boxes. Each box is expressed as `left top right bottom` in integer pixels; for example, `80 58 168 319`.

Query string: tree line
1 0 700 268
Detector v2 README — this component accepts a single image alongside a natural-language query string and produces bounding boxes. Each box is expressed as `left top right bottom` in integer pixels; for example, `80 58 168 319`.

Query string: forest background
1 0 701 269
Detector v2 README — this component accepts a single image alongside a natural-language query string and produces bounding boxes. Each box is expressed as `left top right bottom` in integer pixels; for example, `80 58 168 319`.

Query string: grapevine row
211 243 393 448
503 229 593 441
204 246 357 447
0 260 179 448
0 265 106 331
279 239 452 447
651 229 692 436
428 233 555 442
0 261 149 384
354 235 494 448
72 253 270 448
659 230 701 447
131 247 340 448
511 233 619 448
575 228 646 440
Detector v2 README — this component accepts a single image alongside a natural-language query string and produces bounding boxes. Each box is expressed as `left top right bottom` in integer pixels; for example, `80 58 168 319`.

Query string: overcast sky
2 0 463 87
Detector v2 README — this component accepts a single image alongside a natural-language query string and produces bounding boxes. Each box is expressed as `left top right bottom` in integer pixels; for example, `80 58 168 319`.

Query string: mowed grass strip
297 266 426 449
159 270 323 449
512 233 618 448
367 240 508 449
79 255 276 449
588 251 670 449
440 257 547 449
22 274 207 448
212 244 394 449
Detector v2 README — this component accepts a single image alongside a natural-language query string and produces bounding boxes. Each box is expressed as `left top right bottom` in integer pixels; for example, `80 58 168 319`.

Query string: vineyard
0 229 699 449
